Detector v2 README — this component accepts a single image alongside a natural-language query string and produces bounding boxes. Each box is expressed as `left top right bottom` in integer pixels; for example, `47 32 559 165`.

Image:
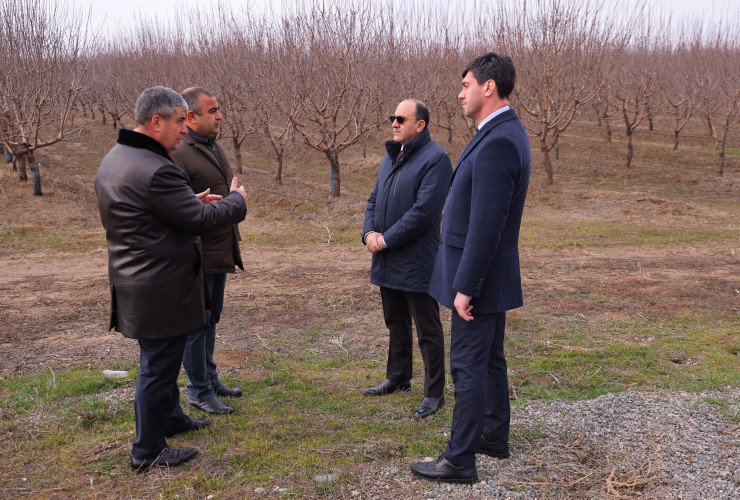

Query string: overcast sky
86 0 738 35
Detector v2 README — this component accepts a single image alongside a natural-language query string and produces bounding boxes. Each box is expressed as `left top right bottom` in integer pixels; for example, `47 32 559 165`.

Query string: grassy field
0 116 738 498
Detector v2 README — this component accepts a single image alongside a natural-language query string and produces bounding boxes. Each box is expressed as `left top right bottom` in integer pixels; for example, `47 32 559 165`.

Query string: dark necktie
396 149 404 164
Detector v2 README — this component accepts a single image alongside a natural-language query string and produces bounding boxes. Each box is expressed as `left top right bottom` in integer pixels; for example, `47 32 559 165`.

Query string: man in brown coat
170 87 245 415
95 86 248 471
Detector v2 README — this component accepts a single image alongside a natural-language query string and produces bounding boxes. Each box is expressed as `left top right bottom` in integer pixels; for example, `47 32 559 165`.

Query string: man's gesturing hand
196 188 223 204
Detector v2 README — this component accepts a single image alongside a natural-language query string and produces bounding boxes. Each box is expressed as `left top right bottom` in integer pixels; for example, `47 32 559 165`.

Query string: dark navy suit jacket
429 108 530 314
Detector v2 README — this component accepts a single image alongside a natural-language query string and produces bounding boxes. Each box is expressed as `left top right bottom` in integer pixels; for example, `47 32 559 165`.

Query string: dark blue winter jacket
362 128 452 293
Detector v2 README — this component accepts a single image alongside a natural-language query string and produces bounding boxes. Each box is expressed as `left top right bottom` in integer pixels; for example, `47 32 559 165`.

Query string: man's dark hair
462 53 516 99
412 99 430 127
181 87 215 115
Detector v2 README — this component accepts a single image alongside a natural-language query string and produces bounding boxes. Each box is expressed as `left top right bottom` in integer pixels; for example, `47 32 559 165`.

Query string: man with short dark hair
95 86 248 472
362 99 452 419
412 53 531 484
171 87 244 416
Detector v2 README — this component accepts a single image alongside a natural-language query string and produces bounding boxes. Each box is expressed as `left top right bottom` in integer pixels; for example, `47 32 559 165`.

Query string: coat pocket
445 230 466 249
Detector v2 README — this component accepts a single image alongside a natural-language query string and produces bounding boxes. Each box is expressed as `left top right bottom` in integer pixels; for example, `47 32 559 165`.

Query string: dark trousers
380 287 445 397
183 273 227 401
132 335 190 460
443 310 509 468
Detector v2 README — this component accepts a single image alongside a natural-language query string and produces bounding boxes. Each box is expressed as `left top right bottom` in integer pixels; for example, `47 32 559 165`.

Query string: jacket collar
182 128 223 169
456 108 518 166
186 126 216 147
384 126 432 163
117 129 173 162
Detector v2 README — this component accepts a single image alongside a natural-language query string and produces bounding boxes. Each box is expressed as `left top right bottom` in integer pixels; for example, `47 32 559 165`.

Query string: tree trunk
361 134 367 159
541 145 554 186
275 153 283 185
554 142 560 160
718 143 725 177
605 119 612 143
326 148 341 197
17 153 28 181
626 129 634 168
673 130 679 151
111 113 118 129
28 152 42 196
232 138 243 174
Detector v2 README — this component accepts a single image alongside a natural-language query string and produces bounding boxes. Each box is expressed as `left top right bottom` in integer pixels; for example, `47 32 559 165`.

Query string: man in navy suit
411 53 531 484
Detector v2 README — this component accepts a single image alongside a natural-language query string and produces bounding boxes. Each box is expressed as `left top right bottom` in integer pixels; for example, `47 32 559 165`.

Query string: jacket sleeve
362 166 382 244
452 137 519 297
147 163 246 235
382 153 452 249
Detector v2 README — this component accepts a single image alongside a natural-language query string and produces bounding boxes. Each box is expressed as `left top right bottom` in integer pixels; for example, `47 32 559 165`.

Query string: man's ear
484 79 497 97
416 120 426 133
151 114 163 131
186 110 198 124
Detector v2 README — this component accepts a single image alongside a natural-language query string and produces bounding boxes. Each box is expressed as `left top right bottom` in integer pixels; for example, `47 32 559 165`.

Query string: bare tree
696 43 740 176
612 52 661 169
660 41 698 151
594 88 619 143
0 0 94 195
499 0 628 184
267 1 386 197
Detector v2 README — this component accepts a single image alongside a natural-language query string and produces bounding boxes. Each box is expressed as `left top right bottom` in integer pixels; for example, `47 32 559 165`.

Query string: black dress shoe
363 379 411 396
411 455 478 484
213 381 242 398
414 396 444 419
165 416 211 437
477 436 510 459
130 446 198 473
189 396 234 414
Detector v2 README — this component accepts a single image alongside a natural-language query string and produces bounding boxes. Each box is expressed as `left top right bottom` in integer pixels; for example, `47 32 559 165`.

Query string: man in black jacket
362 99 452 419
171 87 244 416
95 86 248 472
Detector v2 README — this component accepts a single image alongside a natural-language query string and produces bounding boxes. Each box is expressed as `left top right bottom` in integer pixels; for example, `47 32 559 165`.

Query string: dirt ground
0 122 738 498
0 176 737 376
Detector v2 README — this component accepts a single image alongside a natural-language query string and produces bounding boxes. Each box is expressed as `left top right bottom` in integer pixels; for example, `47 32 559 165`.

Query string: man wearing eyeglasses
170 87 245 416
362 99 452 419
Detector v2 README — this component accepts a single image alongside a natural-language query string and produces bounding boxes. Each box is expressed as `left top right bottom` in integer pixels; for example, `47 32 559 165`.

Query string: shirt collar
477 105 510 131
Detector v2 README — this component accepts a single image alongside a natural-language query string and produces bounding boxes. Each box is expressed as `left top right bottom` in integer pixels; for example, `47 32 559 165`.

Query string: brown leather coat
170 132 244 273
95 130 247 339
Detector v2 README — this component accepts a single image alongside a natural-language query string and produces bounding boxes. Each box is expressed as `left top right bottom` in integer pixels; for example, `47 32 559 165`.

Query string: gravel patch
349 387 739 499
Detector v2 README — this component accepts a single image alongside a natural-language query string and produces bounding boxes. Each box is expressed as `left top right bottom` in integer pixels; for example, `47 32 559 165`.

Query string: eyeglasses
390 115 416 125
